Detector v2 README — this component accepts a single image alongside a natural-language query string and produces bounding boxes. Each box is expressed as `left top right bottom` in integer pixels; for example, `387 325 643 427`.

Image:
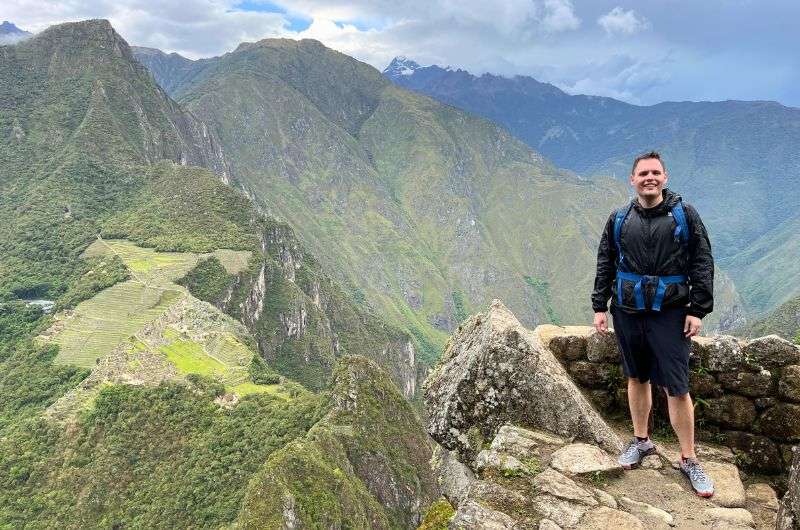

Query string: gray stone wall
543 326 800 474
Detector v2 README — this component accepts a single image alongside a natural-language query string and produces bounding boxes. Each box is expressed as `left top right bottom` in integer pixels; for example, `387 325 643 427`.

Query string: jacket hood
632 187 681 217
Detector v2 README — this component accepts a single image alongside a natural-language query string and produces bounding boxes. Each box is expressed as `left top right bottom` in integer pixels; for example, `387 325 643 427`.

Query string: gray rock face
533 468 597 506
549 334 587 362
717 370 773 397
777 446 799 530
531 495 591 528
704 395 757 430
430 445 475 508
474 449 525 474
700 336 747 372
466 480 528 513
449 500 516 529
550 443 621 476
759 403 800 441
489 425 542 460
586 330 619 363
743 335 800 370
724 431 782 472
424 300 622 462
779 365 800 403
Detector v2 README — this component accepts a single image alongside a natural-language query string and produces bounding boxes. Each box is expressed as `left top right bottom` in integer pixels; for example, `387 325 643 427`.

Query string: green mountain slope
136 39 638 356
385 60 800 317
743 295 800 343
1 20 435 527
725 215 800 317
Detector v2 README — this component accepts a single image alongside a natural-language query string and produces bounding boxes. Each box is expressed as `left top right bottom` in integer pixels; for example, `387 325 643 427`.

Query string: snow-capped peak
383 56 422 78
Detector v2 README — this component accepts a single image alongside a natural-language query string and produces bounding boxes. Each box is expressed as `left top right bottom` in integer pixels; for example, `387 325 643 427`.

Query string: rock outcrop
424 300 622 462
424 420 764 529
778 446 800 529
237 356 439 529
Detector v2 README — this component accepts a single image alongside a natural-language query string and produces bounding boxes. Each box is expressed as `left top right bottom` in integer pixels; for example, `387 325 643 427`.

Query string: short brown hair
631 151 666 175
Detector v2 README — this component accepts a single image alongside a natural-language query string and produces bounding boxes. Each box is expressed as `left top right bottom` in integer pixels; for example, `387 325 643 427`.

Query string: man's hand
684 315 702 337
593 311 608 334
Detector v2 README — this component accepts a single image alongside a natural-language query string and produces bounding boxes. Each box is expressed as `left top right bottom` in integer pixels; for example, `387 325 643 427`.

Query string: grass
231 382 287 398
50 284 182 367
160 339 229 379
46 239 272 397
47 240 250 368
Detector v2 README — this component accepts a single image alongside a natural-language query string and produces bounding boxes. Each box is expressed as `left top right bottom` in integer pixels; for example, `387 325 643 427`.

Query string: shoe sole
620 447 657 470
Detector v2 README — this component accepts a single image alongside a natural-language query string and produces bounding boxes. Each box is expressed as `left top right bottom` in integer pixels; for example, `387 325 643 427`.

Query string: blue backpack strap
613 202 633 269
652 274 688 311
671 202 689 248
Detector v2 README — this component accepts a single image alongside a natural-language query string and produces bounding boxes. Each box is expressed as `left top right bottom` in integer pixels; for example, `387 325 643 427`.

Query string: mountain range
133 42 747 345
0 20 437 526
0 21 31 45
1 17 797 527
383 57 800 320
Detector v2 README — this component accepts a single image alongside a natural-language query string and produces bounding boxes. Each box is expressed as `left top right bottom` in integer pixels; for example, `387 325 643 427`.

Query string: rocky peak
382 55 422 78
29 19 131 61
0 21 32 44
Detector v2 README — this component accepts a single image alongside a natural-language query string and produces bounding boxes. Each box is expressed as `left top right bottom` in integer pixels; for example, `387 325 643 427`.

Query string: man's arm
591 212 617 313
685 204 714 319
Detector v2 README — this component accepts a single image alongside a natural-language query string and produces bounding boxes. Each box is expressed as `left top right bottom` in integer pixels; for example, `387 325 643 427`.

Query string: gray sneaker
680 457 714 497
618 437 657 469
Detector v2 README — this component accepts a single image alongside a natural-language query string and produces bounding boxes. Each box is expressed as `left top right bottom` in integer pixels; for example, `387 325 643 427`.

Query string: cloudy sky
4 0 800 106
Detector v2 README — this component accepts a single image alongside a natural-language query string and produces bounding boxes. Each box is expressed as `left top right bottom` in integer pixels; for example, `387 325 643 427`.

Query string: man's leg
667 391 696 459
619 377 657 469
628 377 652 438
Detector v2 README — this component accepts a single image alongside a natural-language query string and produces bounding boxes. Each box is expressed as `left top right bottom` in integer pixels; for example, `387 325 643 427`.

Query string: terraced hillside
43 238 250 367
1 20 437 527
135 40 632 356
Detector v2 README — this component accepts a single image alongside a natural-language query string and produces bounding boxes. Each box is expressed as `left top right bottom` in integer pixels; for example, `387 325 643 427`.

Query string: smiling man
591 151 715 497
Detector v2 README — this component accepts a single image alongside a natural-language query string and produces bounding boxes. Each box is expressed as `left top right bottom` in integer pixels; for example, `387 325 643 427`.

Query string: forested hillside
135 41 648 354
0 20 435 527
384 58 800 319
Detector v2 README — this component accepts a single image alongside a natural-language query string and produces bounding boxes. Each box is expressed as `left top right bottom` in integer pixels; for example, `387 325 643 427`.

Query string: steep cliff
237 355 439 528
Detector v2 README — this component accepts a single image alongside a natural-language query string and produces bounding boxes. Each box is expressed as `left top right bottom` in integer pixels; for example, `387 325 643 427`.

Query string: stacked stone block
545 327 800 474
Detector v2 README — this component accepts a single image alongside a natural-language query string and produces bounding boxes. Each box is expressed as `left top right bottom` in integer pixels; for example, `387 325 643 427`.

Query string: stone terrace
541 325 800 475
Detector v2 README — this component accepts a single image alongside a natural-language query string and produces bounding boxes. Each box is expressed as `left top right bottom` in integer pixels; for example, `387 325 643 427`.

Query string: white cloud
2 0 293 58
597 7 649 36
6 1 797 106
539 0 580 33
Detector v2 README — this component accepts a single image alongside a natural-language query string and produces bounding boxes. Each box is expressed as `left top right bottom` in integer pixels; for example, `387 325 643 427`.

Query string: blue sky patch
234 1 311 32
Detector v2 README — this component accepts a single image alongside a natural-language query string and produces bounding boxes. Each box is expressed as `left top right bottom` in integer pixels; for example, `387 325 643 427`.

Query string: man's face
630 158 667 201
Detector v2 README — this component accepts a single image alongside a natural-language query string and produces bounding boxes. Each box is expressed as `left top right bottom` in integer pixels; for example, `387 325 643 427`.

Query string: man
591 151 715 497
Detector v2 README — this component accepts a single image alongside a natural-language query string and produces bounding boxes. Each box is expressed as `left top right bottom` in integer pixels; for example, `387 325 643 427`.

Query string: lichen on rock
423 300 621 464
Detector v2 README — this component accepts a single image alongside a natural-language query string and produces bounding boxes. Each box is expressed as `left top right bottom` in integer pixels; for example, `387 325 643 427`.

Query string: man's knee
666 390 691 402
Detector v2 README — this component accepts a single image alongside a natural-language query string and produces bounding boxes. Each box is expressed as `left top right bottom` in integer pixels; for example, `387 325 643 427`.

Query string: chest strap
617 271 688 311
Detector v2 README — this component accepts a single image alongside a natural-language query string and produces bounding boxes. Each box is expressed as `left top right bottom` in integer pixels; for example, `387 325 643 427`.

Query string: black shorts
610 306 691 397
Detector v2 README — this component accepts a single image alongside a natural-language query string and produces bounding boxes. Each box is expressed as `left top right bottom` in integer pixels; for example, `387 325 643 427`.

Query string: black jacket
591 188 714 318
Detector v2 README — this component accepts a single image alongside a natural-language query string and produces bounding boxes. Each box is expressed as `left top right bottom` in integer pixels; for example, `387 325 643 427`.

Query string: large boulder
430 445 475 508
743 336 800 370
424 300 622 462
696 336 747 372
